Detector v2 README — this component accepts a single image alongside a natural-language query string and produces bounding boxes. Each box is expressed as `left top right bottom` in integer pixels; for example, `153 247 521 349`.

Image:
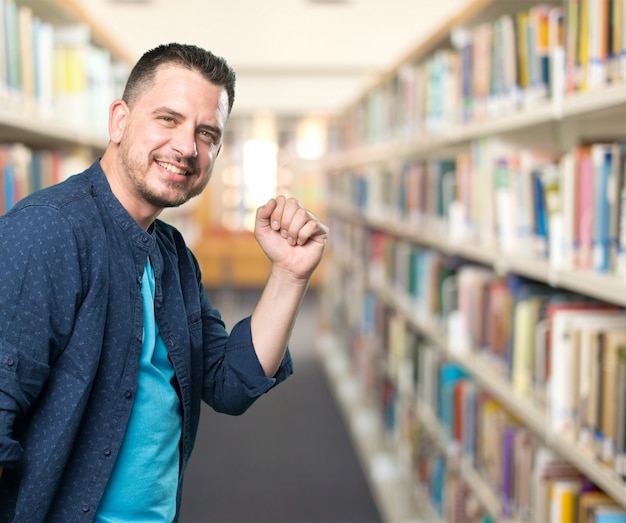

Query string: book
438 362 468 439
516 10 531 93
578 0 591 91
53 23 91 127
485 277 512 362
0 0 6 100
592 143 614 272
559 151 577 269
549 309 626 439
542 163 562 267
608 0 623 82
3 0 19 95
532 167 549 259
511 286 550 399
579 491 621 523
513 428 533 519
577 144 595 269
455 265 495 354
565 0 581 93
531 446 582 522
615 344 626 476
549 479 581 523
598 329 626 465
32 17 55 117
614 140 626 276
472 22 491 121
494 154 517 253
529 4 552 102
595 510 626 523
549 6 566 103
587 0 610 88
500 424 518 518
17 4 34 107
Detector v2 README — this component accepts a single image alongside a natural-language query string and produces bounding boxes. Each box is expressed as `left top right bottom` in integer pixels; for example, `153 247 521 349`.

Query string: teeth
158 161 187 175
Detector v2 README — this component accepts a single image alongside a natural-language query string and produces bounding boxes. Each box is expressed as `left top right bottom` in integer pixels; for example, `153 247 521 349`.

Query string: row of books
329 0 624 150
364 226 626 476
0 143 91 215
455 263 626 472
328 136 626 278
0 0 128 133
419 359 626 523
432 365 626 523
350 280 626 521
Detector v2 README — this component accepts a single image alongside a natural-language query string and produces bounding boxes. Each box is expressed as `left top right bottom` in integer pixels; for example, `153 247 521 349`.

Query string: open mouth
157 161 190 176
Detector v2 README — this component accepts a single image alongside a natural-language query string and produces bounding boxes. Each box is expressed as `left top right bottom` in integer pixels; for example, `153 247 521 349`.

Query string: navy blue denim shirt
0 161 293 522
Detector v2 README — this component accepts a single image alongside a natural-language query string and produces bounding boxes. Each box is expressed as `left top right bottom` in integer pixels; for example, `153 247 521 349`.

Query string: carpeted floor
179 289 382 523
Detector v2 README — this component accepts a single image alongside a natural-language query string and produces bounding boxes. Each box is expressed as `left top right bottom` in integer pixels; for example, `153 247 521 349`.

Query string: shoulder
0 167 103 251
8 166 96 220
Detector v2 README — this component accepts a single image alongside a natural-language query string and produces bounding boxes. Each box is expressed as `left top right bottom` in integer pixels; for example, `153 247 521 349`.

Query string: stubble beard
120 141 209 209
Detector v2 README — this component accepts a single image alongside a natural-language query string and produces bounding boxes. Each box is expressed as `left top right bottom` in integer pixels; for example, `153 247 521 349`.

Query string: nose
172 127 197 158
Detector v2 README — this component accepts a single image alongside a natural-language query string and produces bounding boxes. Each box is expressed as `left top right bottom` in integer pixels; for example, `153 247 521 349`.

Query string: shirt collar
87 159 156 252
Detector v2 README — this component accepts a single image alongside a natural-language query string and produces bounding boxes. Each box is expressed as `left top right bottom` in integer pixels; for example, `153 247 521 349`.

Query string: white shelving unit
320 0 626 521
0 0 130 153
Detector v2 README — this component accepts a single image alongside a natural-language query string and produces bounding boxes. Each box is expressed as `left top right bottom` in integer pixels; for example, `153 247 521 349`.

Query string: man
0 43 328 522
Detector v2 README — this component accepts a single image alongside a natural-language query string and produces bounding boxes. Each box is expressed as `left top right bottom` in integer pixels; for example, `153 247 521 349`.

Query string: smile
157 161 189 176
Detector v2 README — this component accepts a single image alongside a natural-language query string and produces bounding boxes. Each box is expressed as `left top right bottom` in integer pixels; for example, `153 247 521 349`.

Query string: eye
198 129 219 145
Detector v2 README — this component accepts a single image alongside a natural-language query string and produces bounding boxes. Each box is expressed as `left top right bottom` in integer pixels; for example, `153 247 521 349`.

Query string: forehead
139 64 229 121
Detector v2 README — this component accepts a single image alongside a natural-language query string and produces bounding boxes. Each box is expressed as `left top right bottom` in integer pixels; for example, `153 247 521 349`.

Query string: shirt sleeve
0 206 80 467
201 305 293 415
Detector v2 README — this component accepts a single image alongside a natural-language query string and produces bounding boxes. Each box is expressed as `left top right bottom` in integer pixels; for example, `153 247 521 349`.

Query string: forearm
251 266 309 376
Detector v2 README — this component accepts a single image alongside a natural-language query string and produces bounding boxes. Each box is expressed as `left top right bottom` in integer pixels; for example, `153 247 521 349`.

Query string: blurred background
24 0 472 292
0 1 474 522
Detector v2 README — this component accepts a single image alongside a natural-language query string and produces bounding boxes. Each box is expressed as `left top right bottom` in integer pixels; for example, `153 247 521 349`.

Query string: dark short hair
122 43 236 114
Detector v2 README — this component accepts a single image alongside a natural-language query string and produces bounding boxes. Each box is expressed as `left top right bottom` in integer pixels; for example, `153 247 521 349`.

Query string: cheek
207 145 219 163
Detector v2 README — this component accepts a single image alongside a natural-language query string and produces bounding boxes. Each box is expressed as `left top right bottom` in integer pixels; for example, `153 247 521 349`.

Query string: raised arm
250 196 328 376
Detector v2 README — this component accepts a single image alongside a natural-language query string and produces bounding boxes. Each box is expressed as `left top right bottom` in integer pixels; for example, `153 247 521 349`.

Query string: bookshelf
0 0 131 213
321 1 626 522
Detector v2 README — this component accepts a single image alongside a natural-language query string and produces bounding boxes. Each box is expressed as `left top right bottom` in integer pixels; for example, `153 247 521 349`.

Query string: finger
295 216 329 246
285 207 312 245
274 197 303 237
270 195 288 231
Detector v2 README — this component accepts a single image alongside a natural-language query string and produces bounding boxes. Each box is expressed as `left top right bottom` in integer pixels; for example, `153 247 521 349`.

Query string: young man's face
114 64 229 212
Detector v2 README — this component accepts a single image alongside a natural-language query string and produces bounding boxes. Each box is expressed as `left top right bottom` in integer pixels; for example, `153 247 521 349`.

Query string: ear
108 99 129 144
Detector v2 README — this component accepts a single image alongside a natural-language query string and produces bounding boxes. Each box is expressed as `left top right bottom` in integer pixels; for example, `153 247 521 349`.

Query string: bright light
296 116 328 160
242 138 278 211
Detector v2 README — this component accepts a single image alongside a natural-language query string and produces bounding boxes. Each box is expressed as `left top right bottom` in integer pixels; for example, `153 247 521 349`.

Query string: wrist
269 265 310 288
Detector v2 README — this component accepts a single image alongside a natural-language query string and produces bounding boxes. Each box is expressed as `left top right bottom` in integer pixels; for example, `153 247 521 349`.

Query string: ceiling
62 0 474 119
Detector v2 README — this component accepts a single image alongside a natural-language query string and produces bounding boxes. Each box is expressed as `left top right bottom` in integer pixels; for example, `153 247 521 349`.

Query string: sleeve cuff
0 435 22 468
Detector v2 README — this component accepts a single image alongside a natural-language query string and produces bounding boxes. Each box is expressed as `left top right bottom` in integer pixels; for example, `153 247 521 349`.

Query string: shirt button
5 357 14 367
137 332 143 342
124 390 132 399
141 235 149 243
103 448 111 457
82 504 90 513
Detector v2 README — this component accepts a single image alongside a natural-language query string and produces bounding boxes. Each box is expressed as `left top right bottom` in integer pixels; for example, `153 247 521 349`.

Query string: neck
100 148 161 230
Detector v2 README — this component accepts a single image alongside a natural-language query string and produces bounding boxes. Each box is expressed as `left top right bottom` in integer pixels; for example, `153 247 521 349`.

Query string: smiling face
101 64 230 227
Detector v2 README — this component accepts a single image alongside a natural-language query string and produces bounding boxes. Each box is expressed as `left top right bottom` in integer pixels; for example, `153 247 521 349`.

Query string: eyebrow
152 106 223 141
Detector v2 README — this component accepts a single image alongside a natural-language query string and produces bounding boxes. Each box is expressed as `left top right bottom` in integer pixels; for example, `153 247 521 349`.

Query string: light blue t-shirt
95 259 182 522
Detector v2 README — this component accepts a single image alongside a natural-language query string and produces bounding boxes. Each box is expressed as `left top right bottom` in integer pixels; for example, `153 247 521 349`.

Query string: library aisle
178 288 383 523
